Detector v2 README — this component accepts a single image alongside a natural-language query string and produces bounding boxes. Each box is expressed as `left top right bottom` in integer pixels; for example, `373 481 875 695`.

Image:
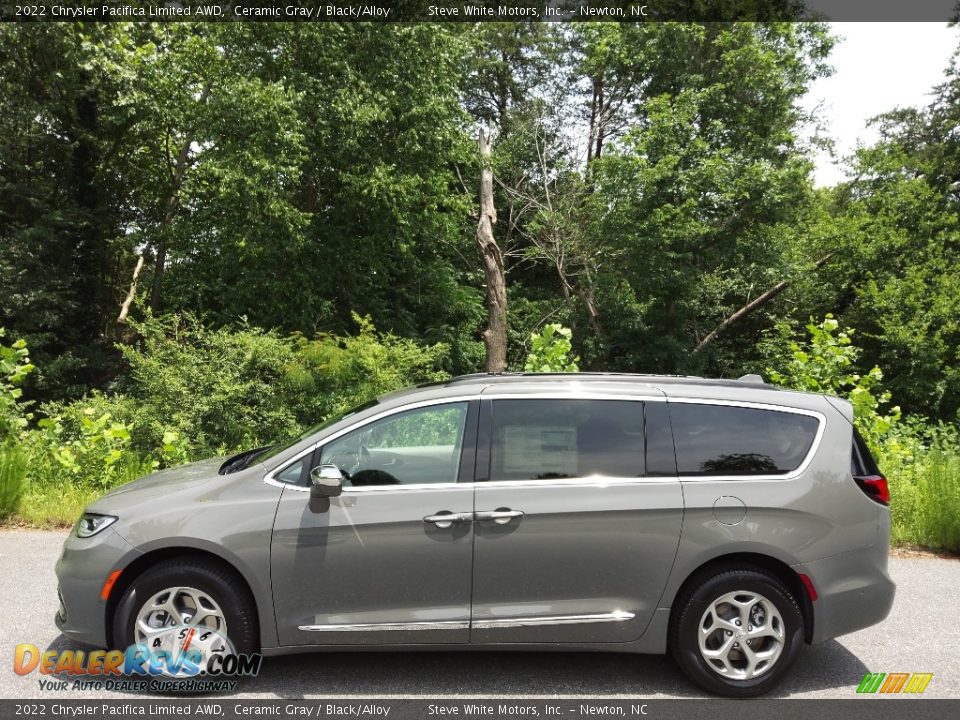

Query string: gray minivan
55 373 895 696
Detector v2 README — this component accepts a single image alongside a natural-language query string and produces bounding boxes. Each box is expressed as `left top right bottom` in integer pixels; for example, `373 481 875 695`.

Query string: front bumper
54 526 140 647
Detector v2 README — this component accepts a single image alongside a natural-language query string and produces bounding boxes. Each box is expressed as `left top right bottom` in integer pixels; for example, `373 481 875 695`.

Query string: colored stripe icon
857 672 934 694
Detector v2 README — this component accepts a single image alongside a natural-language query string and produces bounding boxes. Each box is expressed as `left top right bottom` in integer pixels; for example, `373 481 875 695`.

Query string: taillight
854 474 890 506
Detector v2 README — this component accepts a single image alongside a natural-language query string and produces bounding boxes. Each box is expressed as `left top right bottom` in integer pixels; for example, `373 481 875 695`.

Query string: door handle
475 509 525 525
423 511 473 529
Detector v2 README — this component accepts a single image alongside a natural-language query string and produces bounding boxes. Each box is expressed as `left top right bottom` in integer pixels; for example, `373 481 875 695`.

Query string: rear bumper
794 529 895 644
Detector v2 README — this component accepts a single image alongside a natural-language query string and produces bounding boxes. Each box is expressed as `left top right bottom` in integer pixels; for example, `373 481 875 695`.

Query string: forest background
1 21 958 550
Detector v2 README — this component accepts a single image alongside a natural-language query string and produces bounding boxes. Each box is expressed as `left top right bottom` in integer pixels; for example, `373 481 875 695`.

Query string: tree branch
692 253 835 354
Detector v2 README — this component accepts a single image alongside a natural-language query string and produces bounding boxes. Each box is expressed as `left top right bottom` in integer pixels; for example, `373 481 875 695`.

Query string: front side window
320 402 469 486
669 403 819 476
490 400 644 481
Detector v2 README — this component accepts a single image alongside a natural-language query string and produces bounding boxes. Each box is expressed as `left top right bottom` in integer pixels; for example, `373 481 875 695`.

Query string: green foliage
115 312 302 455
0 440 26 520
287 313 452 419
29 412 154 492
2 21 960 551
0 328 35 440
766 315 901 453
881 443 960 553
791 53 960 420
0 25 123 401
524 324 580 373
15 483 100 528
765 314 960 551
576 23 833 374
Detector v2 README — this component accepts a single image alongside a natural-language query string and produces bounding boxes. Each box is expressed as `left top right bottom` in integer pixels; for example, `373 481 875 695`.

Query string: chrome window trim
264 392 826 491
297 611 634 633
482 391 665 402
477 477 675 489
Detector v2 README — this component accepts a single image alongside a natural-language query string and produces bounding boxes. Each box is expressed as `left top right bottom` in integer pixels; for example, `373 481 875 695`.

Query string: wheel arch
666 552 815 644
105 545 264 649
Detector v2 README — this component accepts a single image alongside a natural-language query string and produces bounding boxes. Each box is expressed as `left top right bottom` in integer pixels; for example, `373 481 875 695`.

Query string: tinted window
490 400 644 481
670 403 819 476
276 458 306 485
320 402 468 486
644 401 678 476
852 428 881 476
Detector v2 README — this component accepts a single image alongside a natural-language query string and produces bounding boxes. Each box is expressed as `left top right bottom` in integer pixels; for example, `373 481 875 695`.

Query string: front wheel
670 566 804 697
112 557 258 676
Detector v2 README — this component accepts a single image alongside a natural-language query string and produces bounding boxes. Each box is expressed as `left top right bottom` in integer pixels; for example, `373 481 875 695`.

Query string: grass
0 441 26 519
11 483 101 528
883 445 960 553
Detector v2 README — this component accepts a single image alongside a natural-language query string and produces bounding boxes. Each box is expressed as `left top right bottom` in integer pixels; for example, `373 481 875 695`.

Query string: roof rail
446 371 704 384
443 371 775 388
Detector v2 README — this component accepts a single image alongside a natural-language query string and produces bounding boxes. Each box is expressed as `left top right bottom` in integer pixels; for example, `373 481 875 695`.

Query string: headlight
75 513 118 538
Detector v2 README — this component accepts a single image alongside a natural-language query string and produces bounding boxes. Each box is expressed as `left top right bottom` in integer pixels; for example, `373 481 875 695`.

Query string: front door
470 397 683 644
270 400 478 647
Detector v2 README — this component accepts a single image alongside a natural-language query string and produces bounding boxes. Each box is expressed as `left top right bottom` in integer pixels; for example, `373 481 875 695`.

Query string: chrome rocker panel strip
299 620 470 632
298 611 634 632
472 611 635 629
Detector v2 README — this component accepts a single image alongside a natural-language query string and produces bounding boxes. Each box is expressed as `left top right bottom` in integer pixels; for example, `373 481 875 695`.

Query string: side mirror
310 464 343 498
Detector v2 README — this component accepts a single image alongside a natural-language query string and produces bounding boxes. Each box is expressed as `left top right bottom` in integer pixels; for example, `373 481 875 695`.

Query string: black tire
670 565 804 698
113 557 259 659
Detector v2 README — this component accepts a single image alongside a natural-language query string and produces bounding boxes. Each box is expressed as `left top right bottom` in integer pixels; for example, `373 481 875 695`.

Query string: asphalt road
1 530 957 700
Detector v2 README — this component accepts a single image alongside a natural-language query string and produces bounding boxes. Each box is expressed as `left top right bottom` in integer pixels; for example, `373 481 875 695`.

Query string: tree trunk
476 126 508 373
149 80 212 312
586 82 599 166
148 136 191 312
593 81 605 161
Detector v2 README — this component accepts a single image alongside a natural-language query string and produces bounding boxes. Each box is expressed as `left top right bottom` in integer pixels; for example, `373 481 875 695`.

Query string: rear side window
669 403 819 476
851 428 881 476
490 400 644 480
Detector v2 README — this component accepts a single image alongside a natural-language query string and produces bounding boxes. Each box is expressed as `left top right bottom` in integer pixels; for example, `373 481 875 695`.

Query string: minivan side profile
55 373 895 696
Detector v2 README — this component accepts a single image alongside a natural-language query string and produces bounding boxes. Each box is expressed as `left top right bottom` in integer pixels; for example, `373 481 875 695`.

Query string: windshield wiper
219 446 273 475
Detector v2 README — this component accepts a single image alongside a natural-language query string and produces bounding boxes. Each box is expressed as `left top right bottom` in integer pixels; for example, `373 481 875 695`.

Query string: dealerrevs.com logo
857 672 934 695
14 626 262 693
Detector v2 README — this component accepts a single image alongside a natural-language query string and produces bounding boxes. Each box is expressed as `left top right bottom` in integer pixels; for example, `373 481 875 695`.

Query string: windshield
254 399 380 466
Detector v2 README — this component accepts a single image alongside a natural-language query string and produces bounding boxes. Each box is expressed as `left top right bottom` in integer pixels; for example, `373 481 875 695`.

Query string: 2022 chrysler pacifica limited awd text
55 372 895 696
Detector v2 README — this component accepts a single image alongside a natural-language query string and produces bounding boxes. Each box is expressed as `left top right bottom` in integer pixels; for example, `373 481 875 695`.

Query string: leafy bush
766 315 901 453
0 327 35 441
0 330 33 519
766 315 960 552
285 312 451 419
30 412 157 491
523 324 580 373
114 312 302 456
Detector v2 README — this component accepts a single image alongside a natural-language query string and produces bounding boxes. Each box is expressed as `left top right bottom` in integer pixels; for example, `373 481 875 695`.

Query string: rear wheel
670 566 804 697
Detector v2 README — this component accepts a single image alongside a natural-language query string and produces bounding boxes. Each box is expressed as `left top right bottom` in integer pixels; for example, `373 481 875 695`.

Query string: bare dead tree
498 121 605 335
476 126 508 373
